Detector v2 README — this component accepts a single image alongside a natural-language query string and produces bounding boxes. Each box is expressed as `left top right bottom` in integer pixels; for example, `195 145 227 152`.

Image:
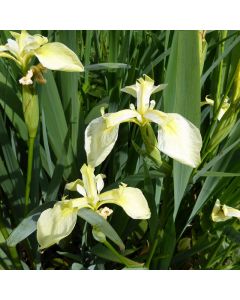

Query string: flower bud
22 86 39 138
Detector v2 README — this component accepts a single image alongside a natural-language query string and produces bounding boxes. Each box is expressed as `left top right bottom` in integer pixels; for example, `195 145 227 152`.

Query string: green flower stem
25 136 35 215
205 234 225 269
140 124 162 166
145 227 162 269
103 240 142 268
0 213 22 269
215 30 228 115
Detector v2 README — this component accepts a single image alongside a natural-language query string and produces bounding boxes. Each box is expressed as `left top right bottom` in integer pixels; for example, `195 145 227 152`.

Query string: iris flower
211 199 240 222
0 30 84 75
85 75 202 168
37 164 150 249
201 96 230 121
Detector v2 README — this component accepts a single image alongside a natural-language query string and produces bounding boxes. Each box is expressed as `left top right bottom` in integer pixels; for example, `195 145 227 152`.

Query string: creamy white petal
35 42 84 72
121 75 167 115
99 186 151 219
80 164 98 199
18 31 48 53
217 102 230 121
6 39 20 57
37 199 89 249
145 110 202 168
211 199 237 222
104 109 140 128
121 85 137 98
65 179 86 197
85 115 119 167
223 205 240 218
95 174 106 193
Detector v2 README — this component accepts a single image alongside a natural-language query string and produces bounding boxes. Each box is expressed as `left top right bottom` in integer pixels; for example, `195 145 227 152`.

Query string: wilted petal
145 110 202 168
19 69 33 85
99 186 151 219
85 115 119 167
35 42 84 72
104 109 140 127
37 198 89 249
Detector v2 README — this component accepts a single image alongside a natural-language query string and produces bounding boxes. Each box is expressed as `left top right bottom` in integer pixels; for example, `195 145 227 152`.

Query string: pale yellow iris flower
85 75 202 168
0 30 84 77
211 199 240 222
201 96 230 121
37 164 150 249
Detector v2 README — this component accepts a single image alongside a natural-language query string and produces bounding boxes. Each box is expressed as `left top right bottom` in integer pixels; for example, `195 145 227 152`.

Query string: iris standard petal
121 84 137 98
85 115 119 167
95 174 106 194
99 186 151 219
65 179 86 197
80 164 98 199
35 42 84 72
37 198 89 249
145 110 202 168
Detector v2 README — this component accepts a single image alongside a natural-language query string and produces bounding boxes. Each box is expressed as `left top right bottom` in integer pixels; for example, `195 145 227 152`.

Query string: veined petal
99 186 151 219
65 179 86 197
37 198 89 249
35 42 84 72
145 110 202 168
85 115 119 167
104 109 140 128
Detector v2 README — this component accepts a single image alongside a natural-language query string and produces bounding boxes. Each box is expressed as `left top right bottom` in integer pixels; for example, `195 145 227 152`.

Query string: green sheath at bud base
22 86 39 138
140 123 162 165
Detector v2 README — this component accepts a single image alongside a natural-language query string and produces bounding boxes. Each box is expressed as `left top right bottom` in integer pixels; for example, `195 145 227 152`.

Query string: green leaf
92 243 143 267
163 31 201 219
78 208 125 251
85 63 130 71
7 201 56 247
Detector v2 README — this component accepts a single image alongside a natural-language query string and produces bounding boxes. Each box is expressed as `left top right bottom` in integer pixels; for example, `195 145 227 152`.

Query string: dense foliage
1 30 240 270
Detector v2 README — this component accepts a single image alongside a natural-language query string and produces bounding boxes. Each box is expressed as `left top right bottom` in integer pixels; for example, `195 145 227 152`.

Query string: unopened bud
22 85 39 138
